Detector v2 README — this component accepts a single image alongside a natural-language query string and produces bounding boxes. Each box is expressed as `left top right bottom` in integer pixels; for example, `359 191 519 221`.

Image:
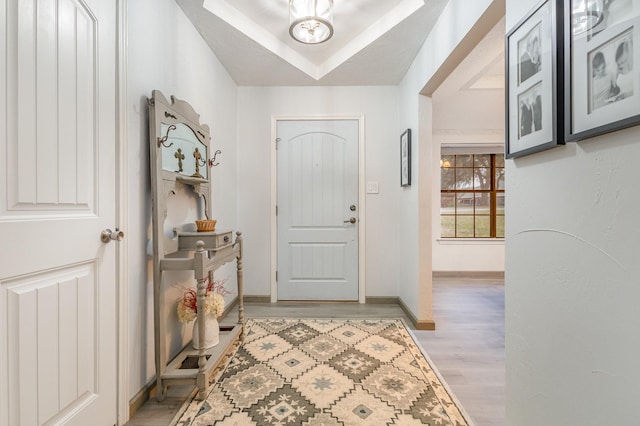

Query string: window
440 153 505 238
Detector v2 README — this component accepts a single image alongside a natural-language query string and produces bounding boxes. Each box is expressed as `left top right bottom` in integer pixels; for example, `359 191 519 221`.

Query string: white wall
398 0 501 320
430 18 506 272
433 238 504 271
506 1 640 424
237 86 400 299
126 0 238 400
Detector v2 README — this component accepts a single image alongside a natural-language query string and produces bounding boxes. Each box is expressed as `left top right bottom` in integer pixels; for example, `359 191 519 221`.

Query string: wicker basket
195 219 217 232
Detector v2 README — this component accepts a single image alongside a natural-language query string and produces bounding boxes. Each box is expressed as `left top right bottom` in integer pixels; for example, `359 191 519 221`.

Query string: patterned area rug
172 318 470 425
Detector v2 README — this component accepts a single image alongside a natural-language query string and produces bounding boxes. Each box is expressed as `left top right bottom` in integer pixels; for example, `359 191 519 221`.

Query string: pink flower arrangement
176 277 230 323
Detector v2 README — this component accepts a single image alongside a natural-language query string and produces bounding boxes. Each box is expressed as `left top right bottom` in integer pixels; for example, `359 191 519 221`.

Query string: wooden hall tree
147 90 244 401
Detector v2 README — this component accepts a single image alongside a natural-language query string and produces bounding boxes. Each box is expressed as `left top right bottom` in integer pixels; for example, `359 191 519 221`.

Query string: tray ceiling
177 0 450 85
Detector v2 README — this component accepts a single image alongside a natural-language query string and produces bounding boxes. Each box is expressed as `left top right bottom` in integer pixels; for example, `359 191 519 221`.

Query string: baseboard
433 271 504 279
129 378 155 419
396 297 436 331
364 296 399 304
237 295 436 330
415 320 436 330
243 295 271 303
224 295 239 314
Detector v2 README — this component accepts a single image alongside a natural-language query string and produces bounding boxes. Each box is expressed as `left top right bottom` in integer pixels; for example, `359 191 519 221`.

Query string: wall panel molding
2 0 98 219
1 262 98 425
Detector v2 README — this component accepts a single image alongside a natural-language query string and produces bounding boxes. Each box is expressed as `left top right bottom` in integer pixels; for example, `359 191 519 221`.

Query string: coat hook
157 124 176 148
209 150 222 167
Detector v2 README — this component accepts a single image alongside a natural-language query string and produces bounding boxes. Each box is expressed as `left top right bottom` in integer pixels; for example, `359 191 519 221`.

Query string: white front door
0 0 118 424
277 120 359 300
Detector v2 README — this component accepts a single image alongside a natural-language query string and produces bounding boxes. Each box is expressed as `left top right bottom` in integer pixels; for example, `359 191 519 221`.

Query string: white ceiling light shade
289 0 334 44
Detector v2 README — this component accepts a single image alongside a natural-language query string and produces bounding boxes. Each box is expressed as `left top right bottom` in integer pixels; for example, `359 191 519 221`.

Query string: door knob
101 228 124 243
343 217 357 224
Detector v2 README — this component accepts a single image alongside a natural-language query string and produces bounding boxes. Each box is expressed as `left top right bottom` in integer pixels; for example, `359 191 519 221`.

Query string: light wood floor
125 276 504 426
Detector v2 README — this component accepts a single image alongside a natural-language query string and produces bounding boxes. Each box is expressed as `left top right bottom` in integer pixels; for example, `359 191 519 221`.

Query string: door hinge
275 271 278 282
275 205 278 216
275 137 281 149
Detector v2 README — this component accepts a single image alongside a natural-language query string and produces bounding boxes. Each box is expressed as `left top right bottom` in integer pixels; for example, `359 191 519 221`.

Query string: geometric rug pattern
172 318 470 425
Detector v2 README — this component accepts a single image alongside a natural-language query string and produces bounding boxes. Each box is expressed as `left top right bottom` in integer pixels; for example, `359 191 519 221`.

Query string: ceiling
433 17 505 100
176 0 450 86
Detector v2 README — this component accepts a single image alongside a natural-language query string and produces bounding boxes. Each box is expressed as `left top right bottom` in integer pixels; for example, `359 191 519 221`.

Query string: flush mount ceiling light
289 0 334 44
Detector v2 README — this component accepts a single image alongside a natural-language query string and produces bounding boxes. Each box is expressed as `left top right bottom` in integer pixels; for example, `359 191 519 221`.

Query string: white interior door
277 120 359 300
0 0 118 424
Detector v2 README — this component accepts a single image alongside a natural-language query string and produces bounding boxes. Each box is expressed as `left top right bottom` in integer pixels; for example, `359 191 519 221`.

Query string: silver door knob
101 228 124 243
343 217 357 224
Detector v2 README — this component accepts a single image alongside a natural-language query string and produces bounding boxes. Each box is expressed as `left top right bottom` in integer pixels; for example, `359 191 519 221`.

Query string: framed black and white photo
400 129 411 187
506 0 564 158
566 0 640 141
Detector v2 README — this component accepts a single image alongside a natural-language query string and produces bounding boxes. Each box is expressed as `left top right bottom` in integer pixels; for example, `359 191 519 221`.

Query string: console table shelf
155 234 244 401
162 323 242 382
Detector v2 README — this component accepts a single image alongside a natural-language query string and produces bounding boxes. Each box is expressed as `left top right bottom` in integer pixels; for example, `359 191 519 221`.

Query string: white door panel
277 120 359 300
0 0 117 424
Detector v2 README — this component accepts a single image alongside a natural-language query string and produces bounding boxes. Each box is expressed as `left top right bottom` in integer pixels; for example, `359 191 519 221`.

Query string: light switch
367 182 379 194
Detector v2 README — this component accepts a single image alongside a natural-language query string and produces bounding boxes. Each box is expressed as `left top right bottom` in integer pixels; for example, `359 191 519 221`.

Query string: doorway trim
270 115 366 303
116 0 130 423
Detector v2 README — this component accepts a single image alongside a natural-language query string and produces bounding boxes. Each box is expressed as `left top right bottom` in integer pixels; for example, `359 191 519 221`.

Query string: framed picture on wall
506 0 564 158
565 0 640 141
400 129 411 186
